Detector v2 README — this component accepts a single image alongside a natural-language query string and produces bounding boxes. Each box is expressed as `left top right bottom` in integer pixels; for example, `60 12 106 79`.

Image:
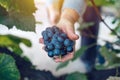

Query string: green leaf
0 0 36 31
72 46 88 61
95 64 107 70
7 35 32 47
114 26 120 34
0 34 31 55
0 12 36 31
72 43 96 61
65 72 87 80
78 22 94 31
56 61 69 71
0 54 20 80
100 46 120 67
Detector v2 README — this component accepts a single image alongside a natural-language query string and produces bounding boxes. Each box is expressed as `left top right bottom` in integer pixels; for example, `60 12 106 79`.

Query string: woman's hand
40 8 79 62
53 17 79 62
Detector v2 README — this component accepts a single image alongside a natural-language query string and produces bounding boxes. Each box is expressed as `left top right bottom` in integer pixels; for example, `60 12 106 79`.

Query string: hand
53 18 79 62
40 8 79 62
52 8 79 62
39 19 79 62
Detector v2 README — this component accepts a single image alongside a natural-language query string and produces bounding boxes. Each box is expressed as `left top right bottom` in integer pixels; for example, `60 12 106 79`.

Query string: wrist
61 8 79 24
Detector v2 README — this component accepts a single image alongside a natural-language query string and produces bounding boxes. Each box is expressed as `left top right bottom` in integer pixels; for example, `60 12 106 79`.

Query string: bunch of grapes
41 26 74 58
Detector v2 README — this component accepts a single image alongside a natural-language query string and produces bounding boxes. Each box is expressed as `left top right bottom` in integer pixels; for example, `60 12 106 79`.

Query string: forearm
45 0 63 10
62 0 86 17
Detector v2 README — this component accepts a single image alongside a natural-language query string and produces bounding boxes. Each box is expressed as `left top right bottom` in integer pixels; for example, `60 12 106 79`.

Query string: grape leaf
0 34 31 55
0 11 36 31
114 26 120 34
0 54 20 80
65 72 87 80
100 46 120 67
72 46 88 61
0 0 36 31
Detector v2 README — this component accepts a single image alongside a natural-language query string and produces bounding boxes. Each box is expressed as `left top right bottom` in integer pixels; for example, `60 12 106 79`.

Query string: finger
67 29 79 40
39 38 44 44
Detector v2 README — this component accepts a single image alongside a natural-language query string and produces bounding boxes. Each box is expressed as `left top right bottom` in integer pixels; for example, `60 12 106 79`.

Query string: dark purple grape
45 46 49 52
47 43 54 50
54 49 61 56
48 51 54 57
67 46 73 52
61 49 67 56
43 34 49 41
64 39 74 46
54 41 62 49
42 31 47 36
57 36 64 42
53 26 59 32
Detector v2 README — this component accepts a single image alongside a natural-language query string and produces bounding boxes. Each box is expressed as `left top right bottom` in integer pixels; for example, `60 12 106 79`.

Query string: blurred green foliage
65 72 87 80
0 54 20 80
0 34 32 79
0 34 31 56
0 0 36 31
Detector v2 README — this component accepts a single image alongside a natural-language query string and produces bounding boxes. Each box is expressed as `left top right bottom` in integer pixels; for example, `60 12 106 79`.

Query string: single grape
53 34 58 39
47 43 54 50
61 49 67 56
54 49 61 56
54 41 62 49
67 46 73 52
42 31 47 36
48 51 54 57
48 31 54 37
53 26 59 32
42 32 49 41
57 36 64 42
51 37 57 44
46 27 52 32
45 46 49 52
64 39 74 46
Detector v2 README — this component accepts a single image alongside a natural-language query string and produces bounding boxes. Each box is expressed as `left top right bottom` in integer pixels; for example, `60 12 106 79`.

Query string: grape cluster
41 26 74 57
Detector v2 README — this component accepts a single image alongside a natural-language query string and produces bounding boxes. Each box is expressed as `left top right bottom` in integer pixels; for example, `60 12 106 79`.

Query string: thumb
66 28 79 40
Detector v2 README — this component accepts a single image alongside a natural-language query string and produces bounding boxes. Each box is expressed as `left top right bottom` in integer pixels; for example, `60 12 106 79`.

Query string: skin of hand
54 8 79 62
40 8 79 62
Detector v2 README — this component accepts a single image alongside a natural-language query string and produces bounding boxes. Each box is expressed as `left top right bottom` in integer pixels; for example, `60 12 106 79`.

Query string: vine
89 0 120 39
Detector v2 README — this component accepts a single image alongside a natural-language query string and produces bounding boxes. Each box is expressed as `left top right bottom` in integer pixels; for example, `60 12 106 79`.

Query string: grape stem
59 55 62 60
89 0 120 39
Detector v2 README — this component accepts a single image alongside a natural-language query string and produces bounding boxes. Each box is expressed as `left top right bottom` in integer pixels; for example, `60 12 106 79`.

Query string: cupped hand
39 17 79 63
53 18 79 62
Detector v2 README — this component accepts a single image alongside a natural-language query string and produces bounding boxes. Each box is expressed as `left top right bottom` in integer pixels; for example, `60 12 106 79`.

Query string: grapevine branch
89 0 120 38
